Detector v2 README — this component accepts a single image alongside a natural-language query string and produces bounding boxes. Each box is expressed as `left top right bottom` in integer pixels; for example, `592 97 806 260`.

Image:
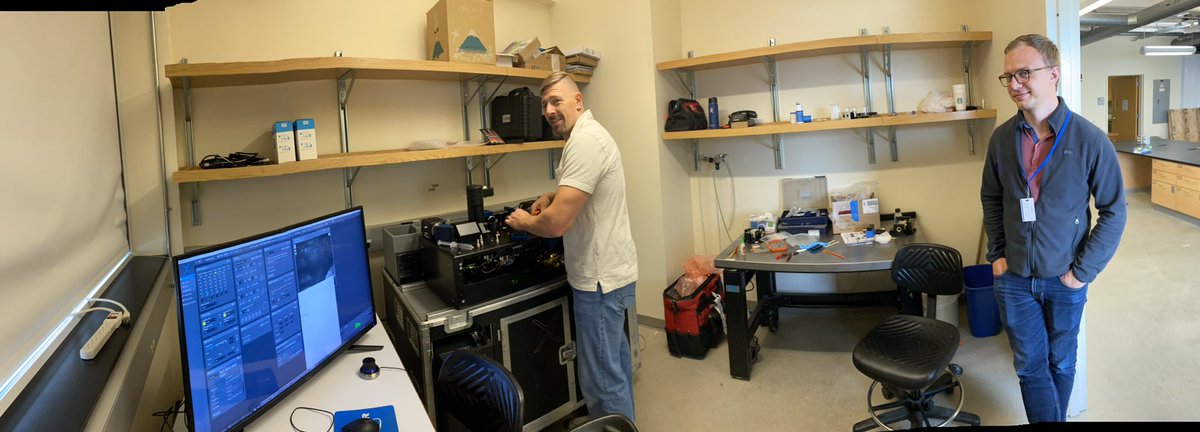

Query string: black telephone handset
729 110 757 122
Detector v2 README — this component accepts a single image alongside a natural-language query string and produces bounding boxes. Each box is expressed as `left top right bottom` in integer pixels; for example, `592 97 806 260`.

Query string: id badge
1019 197 1036 222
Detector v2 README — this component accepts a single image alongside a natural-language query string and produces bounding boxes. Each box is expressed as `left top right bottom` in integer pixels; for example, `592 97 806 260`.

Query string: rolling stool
850 243 981 430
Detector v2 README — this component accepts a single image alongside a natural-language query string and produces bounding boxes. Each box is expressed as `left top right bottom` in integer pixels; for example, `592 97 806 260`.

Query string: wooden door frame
1107 75 1143 140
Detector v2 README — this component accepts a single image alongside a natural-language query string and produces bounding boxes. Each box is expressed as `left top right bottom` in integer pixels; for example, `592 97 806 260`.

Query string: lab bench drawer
1152 180 1176 209
1176 186 1200 219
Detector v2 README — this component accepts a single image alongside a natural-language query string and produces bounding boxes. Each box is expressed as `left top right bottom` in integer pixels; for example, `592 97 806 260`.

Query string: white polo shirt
555 110 638 293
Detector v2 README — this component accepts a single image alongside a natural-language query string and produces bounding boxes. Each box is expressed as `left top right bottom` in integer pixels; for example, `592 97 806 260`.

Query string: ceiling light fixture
1140 45 1198 56
1079 0 1114 16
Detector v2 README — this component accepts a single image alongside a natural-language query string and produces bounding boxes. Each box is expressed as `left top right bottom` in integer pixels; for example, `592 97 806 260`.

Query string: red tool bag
663 273 725 359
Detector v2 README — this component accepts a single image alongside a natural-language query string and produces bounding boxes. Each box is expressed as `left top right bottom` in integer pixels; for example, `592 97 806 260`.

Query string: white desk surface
176 318 434 432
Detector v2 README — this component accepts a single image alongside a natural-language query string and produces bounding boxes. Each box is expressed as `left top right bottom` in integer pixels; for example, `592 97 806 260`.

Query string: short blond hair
1005 34 1060 67
540 71 578 96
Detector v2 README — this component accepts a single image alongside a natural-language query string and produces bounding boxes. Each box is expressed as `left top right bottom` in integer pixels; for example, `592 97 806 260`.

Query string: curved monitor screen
174 207 375 432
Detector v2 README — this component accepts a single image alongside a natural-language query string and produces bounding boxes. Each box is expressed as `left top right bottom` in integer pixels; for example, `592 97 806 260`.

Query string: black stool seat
853 314 960 390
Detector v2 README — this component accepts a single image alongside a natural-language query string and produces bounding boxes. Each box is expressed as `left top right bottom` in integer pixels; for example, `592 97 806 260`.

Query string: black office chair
851 243 982 430
569 414 639 432
435 351 524 432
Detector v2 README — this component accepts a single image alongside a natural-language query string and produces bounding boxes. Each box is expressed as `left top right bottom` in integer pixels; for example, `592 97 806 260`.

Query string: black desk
1113 137 1200 167
714 224 926 380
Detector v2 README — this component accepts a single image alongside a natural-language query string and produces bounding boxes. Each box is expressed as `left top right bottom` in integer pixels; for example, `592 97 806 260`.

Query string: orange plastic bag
675 255 717 297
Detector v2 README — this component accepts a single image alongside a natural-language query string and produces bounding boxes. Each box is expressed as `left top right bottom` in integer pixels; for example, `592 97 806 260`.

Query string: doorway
1107 75 1141 141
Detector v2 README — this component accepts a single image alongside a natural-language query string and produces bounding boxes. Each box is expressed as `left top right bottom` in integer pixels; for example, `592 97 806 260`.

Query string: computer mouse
342 417 381 432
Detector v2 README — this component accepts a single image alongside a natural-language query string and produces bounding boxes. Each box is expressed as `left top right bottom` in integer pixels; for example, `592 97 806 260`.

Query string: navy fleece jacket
981 97 1126 283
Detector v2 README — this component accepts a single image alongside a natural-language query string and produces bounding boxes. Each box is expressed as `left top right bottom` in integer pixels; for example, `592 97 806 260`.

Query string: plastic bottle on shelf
708 97 719 129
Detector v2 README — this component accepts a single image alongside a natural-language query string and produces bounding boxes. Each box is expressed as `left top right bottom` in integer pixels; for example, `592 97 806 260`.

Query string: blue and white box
294 118 317 161
273 121 296 163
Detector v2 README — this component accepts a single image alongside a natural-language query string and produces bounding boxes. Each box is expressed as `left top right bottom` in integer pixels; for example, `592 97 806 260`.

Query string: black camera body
891 217 917 237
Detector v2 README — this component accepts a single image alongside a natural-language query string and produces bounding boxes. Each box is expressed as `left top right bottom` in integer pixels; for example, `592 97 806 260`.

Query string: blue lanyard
1019 111 1071 196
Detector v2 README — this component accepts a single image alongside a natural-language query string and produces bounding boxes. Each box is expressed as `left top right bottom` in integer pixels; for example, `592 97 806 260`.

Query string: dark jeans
994 273 1088 423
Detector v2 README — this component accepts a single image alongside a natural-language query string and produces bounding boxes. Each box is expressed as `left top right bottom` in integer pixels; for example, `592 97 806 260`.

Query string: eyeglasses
998 66 1054 87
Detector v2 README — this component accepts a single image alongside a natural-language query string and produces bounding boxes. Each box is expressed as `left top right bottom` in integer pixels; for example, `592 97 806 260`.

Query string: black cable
289 406 334 432
152 399 184 432
380 366 406 372
199 152 271 169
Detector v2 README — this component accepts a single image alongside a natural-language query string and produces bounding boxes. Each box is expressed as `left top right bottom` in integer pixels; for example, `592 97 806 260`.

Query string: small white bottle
793 102 803 124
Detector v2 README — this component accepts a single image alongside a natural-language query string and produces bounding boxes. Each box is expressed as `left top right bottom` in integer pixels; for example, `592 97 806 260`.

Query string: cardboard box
831 196 880 234
566 54 598 67
496 53 516 68
501 37 565 72
294 118 317 161
273 121 296 163
565 64 593 76
426 0 495 65
526 46 564 72
562 47 601 60
499 37 529 62
504 37 540 67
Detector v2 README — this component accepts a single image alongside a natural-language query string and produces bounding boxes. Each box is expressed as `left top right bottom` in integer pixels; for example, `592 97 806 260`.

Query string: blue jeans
994 273 1088 423
572 282 636 422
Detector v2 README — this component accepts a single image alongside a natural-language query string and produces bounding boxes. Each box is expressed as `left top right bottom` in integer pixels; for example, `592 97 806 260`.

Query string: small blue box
273 121 296 163
293 118 317 160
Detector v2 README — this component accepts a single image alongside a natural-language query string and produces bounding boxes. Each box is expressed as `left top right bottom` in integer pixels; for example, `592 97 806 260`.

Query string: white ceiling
1082 0 1200 39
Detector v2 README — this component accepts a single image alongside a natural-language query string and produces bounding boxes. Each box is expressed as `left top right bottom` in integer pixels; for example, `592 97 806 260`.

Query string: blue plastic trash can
963 264 1002 337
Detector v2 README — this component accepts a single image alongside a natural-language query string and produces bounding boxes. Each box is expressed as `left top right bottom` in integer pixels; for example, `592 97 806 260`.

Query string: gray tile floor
629 191 1200 430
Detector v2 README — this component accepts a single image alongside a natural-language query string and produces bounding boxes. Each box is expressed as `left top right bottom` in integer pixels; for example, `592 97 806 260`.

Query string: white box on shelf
562 47 600 60
273 121 296 163
294 118 317 161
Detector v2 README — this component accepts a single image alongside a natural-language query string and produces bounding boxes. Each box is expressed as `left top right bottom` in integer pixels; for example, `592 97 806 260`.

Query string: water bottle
708 97 719 129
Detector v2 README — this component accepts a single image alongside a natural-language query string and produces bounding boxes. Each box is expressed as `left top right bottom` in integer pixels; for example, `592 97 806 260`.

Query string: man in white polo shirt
505 72 638 422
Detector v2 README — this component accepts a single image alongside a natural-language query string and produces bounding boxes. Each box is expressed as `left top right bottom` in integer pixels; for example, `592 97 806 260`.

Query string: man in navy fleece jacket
981 34 1126 423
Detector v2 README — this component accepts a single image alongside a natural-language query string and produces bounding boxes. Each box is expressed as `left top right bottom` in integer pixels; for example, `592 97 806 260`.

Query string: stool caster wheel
749 336 762 364
949 363 964 377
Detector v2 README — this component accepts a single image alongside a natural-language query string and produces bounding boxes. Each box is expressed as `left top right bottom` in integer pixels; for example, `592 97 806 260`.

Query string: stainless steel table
714 220 926 380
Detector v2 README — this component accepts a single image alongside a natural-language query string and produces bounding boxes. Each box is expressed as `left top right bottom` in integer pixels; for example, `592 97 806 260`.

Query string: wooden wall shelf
656 31 992 72
173 141 565 183
166 57 589 88
662 110 997 141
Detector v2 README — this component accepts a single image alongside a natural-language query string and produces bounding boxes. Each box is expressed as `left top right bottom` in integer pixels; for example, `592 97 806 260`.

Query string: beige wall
649 0 696 316
676 0 1049 270
547 0 693 320
161 0 566 325
164 0 559 248
110 14 185 431
1080 35 1185 140
113 12 172 257
157 0 1057 321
